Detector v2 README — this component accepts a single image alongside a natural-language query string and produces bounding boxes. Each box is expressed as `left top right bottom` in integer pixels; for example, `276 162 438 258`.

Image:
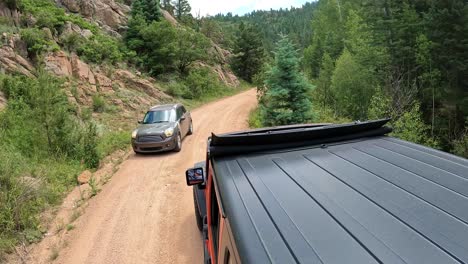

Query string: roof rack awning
209 119 392 157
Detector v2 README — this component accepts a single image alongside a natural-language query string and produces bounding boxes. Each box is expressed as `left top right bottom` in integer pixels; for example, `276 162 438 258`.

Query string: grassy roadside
180 81 252 110
0 75 250 259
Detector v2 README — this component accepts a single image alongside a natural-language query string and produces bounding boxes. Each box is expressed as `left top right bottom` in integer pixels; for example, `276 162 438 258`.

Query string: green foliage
92 94 106 113
367 88 393 120
96 131 130 159
20 28 59 57
262 37 313 126
212 2 317 51
131 0 162 23
392 103 439 148
453 129 468 158
174 28 210 74
0 73 105 256
314 52 335 107
83 123 100 168
248 107 263 129
161 0 174 14
252 62 271 102
173 0 191 21
331 49 375 120
183 67 223 99
19 0 97 31
231 23 264 82
126 20 177 75
76 34 123 64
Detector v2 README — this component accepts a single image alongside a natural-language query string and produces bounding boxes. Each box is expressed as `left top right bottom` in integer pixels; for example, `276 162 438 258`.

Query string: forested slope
0 0 241 258
210 0 467 157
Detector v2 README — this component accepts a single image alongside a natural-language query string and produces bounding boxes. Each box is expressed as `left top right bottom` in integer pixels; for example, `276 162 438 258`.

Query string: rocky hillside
0 0 239 116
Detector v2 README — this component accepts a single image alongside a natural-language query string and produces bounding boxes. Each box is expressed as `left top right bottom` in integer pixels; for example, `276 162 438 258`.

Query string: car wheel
188 121 193 135
193 188 203 232
174 133 182 152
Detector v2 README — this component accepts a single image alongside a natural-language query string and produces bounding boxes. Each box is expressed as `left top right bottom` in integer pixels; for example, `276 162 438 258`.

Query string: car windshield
143 110 175 124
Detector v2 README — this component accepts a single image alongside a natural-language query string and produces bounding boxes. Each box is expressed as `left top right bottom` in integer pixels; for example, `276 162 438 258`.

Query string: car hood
137 122 175 136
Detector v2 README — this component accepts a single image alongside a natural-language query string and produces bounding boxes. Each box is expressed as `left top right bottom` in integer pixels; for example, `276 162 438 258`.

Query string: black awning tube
209 127 392 157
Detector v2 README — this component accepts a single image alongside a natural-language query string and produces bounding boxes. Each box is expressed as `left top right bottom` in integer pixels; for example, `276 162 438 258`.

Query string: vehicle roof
148 103 181 111
212 136 468 264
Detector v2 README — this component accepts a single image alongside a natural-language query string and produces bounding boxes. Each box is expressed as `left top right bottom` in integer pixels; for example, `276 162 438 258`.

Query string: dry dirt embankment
22 89 257 264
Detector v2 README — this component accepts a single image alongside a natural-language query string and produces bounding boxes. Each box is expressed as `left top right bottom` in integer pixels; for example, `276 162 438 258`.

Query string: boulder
0 44 35 77
95 72 113 93
61 0 80 13
77 170 92 185
45 51 73 76
71 54 96 86
59 0 129 30
61 22 94 40
114 69 171 100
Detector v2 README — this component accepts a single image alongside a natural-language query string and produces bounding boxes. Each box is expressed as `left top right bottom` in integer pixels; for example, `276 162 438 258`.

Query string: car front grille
138 135 164 143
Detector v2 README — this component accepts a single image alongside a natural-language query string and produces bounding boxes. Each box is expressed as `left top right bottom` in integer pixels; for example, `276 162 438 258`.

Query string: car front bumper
132 136 176 153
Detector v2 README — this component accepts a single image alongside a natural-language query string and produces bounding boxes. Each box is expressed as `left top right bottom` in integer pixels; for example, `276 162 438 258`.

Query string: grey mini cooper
132 104 193 154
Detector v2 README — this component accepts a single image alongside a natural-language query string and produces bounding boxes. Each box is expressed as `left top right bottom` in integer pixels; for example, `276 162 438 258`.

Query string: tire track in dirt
46 89 257 264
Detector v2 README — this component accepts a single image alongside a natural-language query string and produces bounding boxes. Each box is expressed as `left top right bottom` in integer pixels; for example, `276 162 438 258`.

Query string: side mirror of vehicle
138 120 143 124
186 167 205 186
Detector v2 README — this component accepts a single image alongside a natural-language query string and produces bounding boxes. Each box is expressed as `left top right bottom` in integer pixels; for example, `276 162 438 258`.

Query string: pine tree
161 0 174 15
131 0 161 22
173 0 191 21
262 37 313 126
231 22 264 82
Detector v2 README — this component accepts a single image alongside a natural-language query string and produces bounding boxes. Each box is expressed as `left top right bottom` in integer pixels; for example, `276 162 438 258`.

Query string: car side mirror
186 167 204 186
138 120 142 124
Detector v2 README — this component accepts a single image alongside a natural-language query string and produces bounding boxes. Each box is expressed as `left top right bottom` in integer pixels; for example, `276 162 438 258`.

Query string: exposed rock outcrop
162 10 178 26
114 69 171 101
0 2 20 26
45 50 73 76
0 34 35 77
58 0 130 31
61 22 94 39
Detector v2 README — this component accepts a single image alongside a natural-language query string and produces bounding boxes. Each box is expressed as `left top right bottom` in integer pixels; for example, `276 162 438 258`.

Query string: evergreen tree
161 0 174 15
262 37 313 126
331 49 375 120
315 52 335 108
231 22 264 82
174 28 210 74
173 0 191 21
131 0 161 22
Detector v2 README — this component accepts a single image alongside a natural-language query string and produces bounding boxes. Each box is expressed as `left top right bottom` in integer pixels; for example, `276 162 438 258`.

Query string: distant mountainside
211 2 317 51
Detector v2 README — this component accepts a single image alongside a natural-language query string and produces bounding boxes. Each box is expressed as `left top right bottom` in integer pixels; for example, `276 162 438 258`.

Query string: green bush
19 0 97 31
92 94 106 113
392 103 440 149
453 129 468 158
77 34 124 64
0 73 102 257
20 28 59 57
97 131 130 159
248 107 263 128
182 67 222 99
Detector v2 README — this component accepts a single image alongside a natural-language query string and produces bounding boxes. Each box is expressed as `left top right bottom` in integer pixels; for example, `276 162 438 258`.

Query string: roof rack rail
209 119 392 157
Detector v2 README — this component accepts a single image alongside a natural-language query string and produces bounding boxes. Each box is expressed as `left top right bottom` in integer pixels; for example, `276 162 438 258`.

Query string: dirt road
52 89 257 264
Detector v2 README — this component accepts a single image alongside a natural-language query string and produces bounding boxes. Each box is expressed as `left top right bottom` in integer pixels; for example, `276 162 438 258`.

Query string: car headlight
131 130 138 139
164 128 174 137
